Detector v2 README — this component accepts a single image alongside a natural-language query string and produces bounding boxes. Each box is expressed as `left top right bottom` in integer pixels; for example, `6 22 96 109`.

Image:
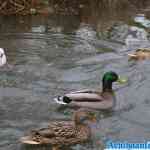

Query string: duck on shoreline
54 71 125 110
20 109 96 150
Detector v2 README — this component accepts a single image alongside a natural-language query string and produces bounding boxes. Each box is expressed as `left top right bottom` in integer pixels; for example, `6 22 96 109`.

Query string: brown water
1 4 150 150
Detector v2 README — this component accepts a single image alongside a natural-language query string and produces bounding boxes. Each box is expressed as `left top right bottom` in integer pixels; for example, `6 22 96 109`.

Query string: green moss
128 20 146 29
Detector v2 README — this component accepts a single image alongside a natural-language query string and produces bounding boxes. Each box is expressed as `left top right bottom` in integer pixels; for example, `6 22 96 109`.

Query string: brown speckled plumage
20 110 94 149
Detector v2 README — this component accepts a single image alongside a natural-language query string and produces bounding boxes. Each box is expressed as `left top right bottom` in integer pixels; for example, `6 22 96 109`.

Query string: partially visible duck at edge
54 71 125 110
20 109 96 150
0 48 13 70
0 48 7 67
128 48 150 60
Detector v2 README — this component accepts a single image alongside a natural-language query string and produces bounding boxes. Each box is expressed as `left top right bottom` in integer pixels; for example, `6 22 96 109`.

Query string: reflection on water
0 2 150 150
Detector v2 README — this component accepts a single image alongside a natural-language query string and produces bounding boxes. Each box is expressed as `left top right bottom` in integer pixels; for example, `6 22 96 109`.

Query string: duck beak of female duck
127 53 137 58
117 76 128 84
20 136 40 144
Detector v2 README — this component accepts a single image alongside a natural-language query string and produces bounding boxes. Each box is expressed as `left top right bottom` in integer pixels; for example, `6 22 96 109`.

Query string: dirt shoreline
0 0 150 15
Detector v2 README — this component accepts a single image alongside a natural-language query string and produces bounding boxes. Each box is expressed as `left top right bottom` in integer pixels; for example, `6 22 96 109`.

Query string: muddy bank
1 0 150 15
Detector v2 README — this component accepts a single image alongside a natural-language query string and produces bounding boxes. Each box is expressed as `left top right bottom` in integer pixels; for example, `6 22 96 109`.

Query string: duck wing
47 121 89 145
65 91 103 102
30 121 75 138
69 89 96 94
47 121 76 138
20 121 77 145
67 92 115 109
54 89 102 104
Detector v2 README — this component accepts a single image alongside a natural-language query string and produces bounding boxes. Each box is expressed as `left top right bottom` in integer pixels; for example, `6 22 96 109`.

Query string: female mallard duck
20 109 96 150
128 48 150 60
54 71 124 110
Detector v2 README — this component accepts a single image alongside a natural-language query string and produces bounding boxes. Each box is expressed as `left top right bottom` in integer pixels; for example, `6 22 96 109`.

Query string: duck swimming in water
20 109 96 150
54 71 124 110
128 48 150 60
0 48 7 67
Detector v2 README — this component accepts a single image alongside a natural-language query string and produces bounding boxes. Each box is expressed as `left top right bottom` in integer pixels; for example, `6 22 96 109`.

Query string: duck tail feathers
54 96 72 105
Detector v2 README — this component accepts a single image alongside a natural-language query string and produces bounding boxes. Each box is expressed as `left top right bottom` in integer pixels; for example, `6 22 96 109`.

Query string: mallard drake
0 48 7 67
54 71 125 110
20 109 96 150
128 48 150 60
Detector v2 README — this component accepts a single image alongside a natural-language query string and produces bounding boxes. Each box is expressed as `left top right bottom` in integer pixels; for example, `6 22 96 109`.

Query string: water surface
1 4 150 150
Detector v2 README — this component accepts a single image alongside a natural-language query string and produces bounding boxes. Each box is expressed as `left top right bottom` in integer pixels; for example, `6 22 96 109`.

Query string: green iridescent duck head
102 71 126 92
